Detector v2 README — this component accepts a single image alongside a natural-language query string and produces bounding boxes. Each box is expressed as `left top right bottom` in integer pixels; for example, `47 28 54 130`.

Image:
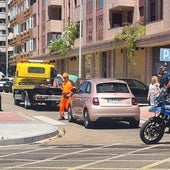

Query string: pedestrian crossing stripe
33 116 66 125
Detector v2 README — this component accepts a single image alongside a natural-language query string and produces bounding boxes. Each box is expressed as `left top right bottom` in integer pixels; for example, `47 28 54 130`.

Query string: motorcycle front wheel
140 118 165 144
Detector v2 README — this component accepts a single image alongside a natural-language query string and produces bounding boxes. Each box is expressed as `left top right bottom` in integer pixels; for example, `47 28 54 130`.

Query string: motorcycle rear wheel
140 118 165 144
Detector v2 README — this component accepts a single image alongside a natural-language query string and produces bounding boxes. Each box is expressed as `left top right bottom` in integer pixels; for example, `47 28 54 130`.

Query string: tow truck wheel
14 99 20 105
24 93 31 109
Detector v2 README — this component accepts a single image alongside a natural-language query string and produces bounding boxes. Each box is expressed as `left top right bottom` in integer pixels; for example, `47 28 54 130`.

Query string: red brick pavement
0 112 29 122
140 106 156 119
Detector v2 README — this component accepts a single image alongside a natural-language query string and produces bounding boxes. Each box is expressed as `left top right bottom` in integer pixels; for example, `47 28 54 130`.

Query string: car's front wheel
68 105 76 122
84 109 93 129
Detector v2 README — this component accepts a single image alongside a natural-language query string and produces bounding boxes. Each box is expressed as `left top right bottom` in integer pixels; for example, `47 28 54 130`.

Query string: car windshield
97 82 129 93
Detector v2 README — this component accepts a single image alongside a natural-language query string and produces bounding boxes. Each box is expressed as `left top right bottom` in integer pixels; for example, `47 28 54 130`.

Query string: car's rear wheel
68 105 76 122
84 110 93 129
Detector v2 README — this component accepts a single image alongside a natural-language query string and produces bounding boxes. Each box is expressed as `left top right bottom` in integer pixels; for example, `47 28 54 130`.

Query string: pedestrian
147 75 160 106
58 72 76 120
159 66 170 91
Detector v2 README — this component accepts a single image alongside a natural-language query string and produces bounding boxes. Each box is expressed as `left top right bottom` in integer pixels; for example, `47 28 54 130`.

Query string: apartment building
0 0 8 75
8 0 63 65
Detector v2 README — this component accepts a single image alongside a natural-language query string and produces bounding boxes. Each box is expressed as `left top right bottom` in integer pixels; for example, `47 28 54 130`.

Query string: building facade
0 0 8 75
8 0 62 65
7 0 170 85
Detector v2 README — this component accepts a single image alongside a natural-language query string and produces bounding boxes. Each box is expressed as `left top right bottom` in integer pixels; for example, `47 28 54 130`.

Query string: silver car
68 78 140 128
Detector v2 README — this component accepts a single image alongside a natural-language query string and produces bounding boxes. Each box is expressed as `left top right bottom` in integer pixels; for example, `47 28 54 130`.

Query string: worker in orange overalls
58 72 75 120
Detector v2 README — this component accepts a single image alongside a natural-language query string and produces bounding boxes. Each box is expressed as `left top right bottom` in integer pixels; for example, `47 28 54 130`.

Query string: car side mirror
71 87 77 94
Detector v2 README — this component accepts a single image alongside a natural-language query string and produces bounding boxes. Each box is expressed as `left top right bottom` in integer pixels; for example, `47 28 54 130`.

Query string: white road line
33 116 65 125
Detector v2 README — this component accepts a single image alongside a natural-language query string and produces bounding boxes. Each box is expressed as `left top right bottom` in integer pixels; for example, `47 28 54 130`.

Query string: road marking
68 144 159 170
33 116 65 125
139 157 170 169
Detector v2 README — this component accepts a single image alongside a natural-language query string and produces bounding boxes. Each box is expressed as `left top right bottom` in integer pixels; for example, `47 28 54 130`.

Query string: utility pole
78 0 83 78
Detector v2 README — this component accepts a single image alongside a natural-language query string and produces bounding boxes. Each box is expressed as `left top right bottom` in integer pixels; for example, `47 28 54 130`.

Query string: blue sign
160 48 170 61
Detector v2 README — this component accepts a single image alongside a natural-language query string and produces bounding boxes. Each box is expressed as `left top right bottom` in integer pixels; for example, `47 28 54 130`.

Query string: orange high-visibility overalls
59 80 75 117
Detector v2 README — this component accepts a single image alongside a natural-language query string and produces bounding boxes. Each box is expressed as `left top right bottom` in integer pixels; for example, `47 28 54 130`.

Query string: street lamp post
78 0 82 78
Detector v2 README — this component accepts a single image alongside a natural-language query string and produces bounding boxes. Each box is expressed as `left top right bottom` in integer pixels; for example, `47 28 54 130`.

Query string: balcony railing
111 0 135 10
47 0 62 6
47 20 63 33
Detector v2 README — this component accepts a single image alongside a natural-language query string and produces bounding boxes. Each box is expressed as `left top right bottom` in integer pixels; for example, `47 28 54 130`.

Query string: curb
0 128 58 145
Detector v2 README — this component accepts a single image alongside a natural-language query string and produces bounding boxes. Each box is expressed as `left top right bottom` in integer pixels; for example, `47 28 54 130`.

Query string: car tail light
92 97 99 105
132 98 138 105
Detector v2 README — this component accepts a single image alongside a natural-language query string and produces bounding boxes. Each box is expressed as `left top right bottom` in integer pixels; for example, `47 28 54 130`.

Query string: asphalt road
1 92 170 169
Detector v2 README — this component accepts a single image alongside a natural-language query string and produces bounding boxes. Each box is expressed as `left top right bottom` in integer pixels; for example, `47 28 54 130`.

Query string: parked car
0 78 13 92
68 78 140 128
118 78 149 104
3 78 13 93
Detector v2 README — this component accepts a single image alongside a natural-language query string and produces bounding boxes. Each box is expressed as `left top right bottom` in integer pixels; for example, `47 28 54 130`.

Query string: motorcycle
140 89 170 144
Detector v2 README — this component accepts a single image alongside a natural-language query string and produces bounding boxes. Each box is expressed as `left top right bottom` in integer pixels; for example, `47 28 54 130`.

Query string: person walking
58 72 75 120
147 75 160 106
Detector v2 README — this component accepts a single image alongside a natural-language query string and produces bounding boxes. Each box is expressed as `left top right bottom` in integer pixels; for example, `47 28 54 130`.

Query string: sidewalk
0 112 58 145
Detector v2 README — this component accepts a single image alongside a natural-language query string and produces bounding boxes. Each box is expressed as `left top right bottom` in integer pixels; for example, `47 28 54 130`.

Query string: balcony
20 29 33 43
0 35 6 41
0 47 6 53
0 2 6 8
147 20 170 35
106 27 123 41
0 13 6 19
8 0 17 8
47 20 63 33
111 0 135 10
47 0 62 6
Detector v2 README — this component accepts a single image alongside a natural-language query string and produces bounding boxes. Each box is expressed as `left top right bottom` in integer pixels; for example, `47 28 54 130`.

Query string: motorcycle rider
159 65 170 91
159 65 170 132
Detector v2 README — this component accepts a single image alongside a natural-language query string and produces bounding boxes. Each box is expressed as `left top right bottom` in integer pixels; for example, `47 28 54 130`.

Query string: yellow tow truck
12 59 63 109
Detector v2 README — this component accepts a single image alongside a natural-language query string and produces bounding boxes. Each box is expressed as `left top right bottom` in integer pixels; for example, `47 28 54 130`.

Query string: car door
73 81 91 118
131 79 148 103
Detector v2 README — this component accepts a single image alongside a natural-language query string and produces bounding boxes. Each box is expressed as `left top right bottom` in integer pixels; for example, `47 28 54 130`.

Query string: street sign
160 48 170 61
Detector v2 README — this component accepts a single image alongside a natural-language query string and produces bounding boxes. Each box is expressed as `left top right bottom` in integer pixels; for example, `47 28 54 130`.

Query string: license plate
107 99 119 103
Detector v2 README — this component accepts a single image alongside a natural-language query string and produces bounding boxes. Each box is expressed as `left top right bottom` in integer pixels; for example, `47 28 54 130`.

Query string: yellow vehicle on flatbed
12 59 63 109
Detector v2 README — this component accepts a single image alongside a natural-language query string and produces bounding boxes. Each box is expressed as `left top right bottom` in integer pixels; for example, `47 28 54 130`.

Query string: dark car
0 78 13 92
118 78 149 104
3 79 13 93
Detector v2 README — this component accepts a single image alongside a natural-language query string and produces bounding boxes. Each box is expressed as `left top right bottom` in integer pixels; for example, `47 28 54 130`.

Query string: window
146 0 163 23
78 81 91 93
97 83 129 93
74 0 78 7
96 0 103 9
86 18 93 41
96 15 103 40
0 8 5 12
0 30 6 36
32 14 36 27
111 13 122 28
33 38 36 51
0 41 6 46
28 67 45 74
86 0 93 13
0 19 5 24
